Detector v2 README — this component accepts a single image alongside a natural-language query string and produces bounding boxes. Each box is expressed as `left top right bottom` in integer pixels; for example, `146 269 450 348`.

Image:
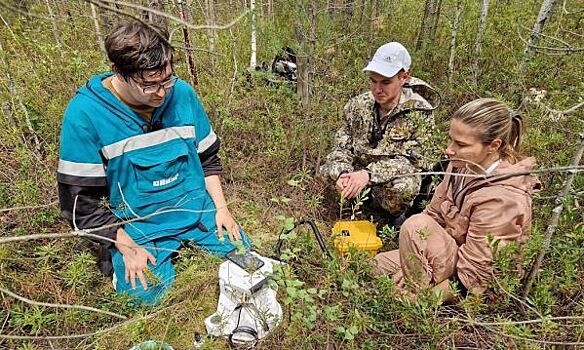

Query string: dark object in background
244 47 298 89
270 46 297 83
406 159 450 217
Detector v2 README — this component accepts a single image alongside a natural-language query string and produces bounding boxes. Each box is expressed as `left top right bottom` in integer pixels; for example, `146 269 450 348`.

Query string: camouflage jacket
320 77 440 185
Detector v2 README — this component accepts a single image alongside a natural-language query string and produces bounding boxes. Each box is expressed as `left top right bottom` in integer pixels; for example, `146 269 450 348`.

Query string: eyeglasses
132 74 179 94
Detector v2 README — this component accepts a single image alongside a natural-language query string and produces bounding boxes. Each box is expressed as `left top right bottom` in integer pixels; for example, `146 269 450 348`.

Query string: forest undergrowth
0 0 583 349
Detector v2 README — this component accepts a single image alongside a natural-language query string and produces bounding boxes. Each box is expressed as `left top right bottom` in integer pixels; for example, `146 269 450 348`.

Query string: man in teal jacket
57 21 249 303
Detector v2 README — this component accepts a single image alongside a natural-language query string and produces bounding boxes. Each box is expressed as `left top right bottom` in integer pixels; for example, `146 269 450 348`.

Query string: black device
226 249 265 273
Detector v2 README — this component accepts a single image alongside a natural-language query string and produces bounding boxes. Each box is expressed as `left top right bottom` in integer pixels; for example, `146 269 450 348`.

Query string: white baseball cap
363 42 411 78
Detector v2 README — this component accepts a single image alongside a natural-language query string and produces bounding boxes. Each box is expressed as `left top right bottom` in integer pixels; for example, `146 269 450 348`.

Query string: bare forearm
204 175 228 211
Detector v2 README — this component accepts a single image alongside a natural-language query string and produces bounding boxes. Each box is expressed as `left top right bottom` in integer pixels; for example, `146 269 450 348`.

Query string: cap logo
384 56 392 62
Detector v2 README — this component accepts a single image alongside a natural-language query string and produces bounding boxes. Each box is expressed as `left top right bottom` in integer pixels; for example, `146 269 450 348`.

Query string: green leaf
287 179 300 186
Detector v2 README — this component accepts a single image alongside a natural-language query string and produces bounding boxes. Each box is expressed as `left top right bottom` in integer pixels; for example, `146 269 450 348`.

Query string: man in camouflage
320 42 440 218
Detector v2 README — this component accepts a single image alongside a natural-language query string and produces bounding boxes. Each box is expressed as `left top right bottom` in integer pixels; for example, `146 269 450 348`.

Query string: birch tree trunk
205 0 218 71
249 0 257 70
44 0 62 47
472 0 490 84
519 0 557 74
90 3 106 54
448 1 463 83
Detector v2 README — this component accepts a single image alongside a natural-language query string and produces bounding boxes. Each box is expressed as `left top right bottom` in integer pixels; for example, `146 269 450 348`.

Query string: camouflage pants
370 173 421 216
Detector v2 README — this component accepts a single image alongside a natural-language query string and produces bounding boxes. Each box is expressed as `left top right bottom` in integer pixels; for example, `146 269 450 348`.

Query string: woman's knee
399 214 433 243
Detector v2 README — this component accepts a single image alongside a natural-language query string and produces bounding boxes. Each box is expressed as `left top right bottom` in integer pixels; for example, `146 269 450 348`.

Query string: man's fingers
130 271 137 290
147 251 157 266
216 227 225 241
349 183 361 198
336 178 346 192
341 186 352 198
229 222 241 241
343 181 357 198
137 270 149 291
125 267 130 283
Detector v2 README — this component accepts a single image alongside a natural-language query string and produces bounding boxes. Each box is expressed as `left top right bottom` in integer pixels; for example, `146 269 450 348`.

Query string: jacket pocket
127 141 194 205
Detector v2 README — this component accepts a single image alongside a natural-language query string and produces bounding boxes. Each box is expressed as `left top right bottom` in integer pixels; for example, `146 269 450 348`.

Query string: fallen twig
0 287 126 320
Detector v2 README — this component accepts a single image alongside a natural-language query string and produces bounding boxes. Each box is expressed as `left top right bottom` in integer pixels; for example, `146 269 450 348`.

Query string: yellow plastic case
332 220 382 256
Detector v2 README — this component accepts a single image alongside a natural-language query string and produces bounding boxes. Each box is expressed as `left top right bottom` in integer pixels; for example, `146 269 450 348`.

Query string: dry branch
92 0 250 31
0 299 190 340
90 2 106 54
0 287 126 320
517 24 584 53
0 1 67 22
0 200 58 213
521 135 584 301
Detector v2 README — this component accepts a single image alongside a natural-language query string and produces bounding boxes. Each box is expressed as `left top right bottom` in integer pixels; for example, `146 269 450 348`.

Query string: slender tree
416 0 435 50
472 0 490 84
44 0 62 47
90 3 106 54
205 0 218 71
249 0 257 70
519 0 557 74
429 0 443 43
448 0 463 83
178 0 199 86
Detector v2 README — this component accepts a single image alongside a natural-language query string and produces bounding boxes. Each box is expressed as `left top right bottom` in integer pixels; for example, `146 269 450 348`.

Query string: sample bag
205 251 283 347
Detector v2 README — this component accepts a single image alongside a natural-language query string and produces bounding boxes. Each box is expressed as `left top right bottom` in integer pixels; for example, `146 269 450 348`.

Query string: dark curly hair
105 21 173 81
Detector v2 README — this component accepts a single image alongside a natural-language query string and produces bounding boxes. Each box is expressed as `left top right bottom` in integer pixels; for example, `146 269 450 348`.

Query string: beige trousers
374 213 459 287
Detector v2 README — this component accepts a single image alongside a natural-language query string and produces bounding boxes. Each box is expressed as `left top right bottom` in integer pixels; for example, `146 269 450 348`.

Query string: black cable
273 219 332 260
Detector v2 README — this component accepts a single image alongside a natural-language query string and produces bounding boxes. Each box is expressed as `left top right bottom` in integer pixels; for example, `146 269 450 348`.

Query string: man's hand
216 207 242 242
335 174 349 192
338 170 370 199
115 228 156 290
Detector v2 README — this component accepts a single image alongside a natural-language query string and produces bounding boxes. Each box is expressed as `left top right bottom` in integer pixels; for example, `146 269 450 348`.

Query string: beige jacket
423 158 541 291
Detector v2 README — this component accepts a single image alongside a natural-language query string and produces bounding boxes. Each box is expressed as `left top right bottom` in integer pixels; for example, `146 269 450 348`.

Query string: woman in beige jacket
375 98 541 301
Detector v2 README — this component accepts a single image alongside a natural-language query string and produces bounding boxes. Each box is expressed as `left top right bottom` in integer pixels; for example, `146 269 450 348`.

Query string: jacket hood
400 76 441 111
76 72 175 125
475 157 541 196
